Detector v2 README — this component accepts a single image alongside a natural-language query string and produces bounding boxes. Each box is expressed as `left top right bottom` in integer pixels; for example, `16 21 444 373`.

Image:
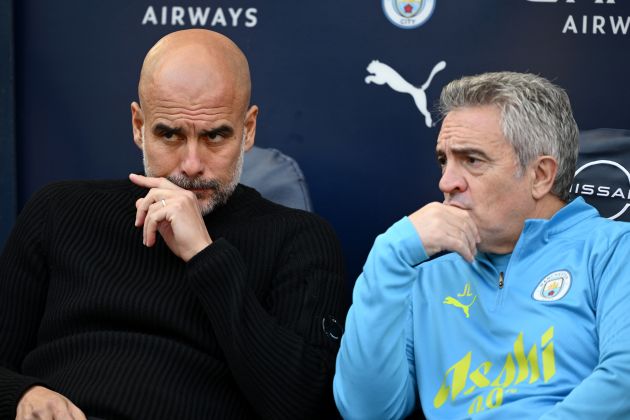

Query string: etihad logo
443 282 477 318
433 327 556 415
382 0 436 29
570 159 630 220
526 0 628 36
364 60 446 128
141 6 258 27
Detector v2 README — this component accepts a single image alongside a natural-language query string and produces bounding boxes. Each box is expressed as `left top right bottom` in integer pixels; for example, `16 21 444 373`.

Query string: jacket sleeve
0 188 52 418
333 217 427 420
540 232 630 419
185 213 345 420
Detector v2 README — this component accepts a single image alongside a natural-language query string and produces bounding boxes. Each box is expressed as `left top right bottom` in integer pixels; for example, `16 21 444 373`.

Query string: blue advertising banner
12 0 630 282
0 0 16 251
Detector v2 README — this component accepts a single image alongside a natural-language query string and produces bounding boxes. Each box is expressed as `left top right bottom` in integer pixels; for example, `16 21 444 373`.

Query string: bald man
0 30 345 419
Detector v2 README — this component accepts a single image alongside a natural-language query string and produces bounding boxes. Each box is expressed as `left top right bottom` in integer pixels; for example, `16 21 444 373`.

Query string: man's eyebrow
153 123 182 136
448 146 492 160
200 124 234 138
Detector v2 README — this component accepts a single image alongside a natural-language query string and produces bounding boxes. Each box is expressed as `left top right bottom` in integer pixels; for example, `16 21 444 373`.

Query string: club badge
532 270 572 302
382 0 436 29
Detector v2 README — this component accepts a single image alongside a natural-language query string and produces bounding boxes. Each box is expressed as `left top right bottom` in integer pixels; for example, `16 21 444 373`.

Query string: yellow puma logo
443 296 477 318
444 282 477 318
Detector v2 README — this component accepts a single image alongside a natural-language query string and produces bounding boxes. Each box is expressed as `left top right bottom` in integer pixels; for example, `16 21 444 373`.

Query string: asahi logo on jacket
433 327 556 415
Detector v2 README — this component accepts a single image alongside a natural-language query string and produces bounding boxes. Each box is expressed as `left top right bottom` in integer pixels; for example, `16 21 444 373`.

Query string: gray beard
167 153 242 215
142 141 244 216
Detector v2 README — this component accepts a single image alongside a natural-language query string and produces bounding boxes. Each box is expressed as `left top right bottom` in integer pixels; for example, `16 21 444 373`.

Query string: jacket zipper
499 272 505 289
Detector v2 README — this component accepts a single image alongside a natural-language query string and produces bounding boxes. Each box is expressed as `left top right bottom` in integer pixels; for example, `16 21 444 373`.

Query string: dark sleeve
0 187 52 418
186 213 345 419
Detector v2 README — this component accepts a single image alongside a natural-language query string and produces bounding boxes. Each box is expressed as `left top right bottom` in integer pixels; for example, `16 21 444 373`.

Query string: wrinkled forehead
436 105 506 151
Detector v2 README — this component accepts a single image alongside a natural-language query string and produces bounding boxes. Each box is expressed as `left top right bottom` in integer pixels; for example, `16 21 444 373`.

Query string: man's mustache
167 175 221 191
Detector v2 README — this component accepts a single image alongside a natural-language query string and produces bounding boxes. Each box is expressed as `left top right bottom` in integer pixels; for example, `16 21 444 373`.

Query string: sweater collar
202 184 262 220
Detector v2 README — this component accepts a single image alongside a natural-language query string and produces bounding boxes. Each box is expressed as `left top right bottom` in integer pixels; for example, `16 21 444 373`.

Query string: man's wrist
183 239 213 262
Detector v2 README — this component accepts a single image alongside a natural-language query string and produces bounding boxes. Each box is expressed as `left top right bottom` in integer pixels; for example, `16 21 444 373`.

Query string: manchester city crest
532 270 572 302
395 0 422 18
382 0 435 29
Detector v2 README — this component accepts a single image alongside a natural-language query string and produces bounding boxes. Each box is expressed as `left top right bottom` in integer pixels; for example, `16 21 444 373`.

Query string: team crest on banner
395 0 422 18
532 270 572 302
383 0 435 29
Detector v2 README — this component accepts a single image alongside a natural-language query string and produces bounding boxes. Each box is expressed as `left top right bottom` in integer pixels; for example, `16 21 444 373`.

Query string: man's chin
192 189 213 200
196 195 216 215
198 200 215 216
191 180 239 215
197 189 231 215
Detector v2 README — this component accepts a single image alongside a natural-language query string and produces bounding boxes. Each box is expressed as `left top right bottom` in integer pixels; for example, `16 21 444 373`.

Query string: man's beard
142 134 245 216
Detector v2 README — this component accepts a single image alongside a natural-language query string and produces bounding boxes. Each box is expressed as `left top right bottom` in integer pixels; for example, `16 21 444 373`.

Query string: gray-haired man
334 72 630 419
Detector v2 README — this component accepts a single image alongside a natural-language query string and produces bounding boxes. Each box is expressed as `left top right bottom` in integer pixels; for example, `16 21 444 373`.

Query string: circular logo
532 270 572 302
382 0 436 29
322 315 343 341
571 159 630 220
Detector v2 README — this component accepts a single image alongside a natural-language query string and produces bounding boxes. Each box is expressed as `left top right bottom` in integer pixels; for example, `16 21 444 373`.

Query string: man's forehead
144 86 233 110
144 63 234 102
147 107 236 129
141 75 241 120
139 33 251 112
436 106 505 151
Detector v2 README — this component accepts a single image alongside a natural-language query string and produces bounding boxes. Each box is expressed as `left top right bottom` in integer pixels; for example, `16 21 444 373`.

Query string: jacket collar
473 197 598 270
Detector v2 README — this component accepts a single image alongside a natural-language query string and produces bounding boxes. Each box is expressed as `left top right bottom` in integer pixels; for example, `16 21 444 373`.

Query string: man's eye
205 131 229 143
159 131 178 141
205 134 221 143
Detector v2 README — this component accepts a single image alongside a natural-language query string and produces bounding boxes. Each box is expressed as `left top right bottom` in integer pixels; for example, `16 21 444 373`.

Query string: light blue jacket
334 198 630 419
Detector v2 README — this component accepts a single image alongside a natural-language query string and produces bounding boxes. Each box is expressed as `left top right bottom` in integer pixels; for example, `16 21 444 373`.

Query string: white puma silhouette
365 60 446 128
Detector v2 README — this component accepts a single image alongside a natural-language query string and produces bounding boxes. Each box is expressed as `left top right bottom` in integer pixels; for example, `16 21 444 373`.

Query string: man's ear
531 155 559 200
131 102 144 150
243 105 258 152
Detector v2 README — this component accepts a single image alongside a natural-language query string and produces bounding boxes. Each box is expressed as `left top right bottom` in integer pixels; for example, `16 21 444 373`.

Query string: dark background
2 0 629 288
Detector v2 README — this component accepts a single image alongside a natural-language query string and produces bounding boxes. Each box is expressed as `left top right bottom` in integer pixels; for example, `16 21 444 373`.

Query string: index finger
129 173 178 190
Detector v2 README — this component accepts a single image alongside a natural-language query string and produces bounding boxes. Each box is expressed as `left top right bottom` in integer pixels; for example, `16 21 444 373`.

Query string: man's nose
180 142 204 178
438 163 467 194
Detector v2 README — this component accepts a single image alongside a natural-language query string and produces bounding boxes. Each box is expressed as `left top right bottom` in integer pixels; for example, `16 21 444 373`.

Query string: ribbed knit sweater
0 180 345 420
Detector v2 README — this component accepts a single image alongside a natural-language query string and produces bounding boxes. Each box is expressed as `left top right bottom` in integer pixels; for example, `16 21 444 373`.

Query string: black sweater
0 180 345 419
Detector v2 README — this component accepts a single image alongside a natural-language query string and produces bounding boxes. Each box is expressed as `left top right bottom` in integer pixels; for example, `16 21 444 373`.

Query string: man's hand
16 386 86 420
129 173 212 262
408 202 480 262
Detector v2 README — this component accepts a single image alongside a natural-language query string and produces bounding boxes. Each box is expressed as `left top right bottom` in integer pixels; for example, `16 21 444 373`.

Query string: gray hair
439 72 578 202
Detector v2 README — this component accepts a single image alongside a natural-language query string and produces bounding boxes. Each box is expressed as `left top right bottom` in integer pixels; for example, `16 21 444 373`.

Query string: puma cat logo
443 282 477 318
365 60 446 128
443 295 477 318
